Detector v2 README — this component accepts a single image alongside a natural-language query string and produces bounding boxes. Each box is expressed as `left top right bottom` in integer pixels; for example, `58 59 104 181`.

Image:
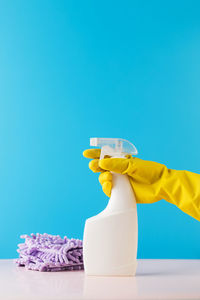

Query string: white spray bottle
83 138 138 276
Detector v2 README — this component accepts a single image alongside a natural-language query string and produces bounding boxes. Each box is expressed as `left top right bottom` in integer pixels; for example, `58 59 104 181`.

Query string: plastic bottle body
83 174 138 276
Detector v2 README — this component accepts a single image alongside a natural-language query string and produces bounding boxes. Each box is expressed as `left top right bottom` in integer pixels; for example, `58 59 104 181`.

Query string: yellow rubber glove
83 149 200 222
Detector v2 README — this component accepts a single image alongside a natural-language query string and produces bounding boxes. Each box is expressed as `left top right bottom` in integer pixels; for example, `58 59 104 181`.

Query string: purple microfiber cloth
16 233 84 272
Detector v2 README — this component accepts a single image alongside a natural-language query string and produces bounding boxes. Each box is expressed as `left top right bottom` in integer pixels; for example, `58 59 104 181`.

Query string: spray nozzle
90 138 138 159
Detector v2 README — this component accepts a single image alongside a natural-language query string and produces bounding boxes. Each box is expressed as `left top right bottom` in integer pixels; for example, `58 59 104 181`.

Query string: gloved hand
83 149 200 222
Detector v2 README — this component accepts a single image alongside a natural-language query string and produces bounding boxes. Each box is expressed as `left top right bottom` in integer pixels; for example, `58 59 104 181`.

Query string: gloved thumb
99 157 136 175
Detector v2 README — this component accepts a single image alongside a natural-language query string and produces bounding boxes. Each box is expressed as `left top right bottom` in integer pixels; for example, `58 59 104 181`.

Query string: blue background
0 0 200 258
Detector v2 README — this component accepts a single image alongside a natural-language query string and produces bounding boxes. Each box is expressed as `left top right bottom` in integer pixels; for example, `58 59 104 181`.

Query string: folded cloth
16 233 84 272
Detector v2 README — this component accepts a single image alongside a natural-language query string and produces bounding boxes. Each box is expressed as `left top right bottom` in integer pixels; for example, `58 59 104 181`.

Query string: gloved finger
99 171 112 185
102 181 112 198
83 149 101 159
89 159 104 173
99 157 136 175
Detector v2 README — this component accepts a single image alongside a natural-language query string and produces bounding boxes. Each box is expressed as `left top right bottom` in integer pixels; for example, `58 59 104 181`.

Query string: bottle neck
104 173 136 213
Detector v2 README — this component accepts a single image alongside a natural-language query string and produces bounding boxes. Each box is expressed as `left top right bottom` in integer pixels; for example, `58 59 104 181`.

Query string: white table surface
0 259 200 300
